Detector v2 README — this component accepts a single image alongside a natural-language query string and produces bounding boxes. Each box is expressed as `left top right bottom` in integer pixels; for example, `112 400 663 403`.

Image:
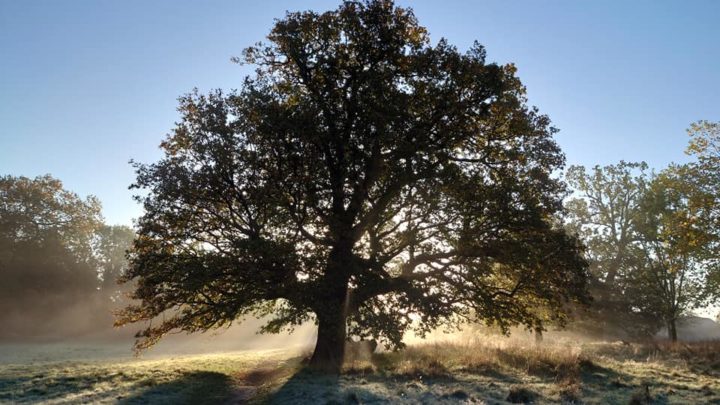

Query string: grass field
2 336 720 404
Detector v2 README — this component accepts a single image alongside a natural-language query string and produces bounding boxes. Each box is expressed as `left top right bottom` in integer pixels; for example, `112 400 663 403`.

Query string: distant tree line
0 175 134 339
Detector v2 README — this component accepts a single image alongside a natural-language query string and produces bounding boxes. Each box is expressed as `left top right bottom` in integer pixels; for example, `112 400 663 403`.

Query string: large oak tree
117 0 589 371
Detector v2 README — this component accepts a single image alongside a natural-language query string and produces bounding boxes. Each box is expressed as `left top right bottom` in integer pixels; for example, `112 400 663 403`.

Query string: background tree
116 0 589 372
95 225 135 301
565 162 658 337
685 120 720 298
0 175 103 338
566 160 720 341
632 167 718 341
686 120 720 187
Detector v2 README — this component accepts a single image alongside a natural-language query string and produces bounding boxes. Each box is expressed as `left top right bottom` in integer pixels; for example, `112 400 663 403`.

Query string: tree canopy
116 0 589 371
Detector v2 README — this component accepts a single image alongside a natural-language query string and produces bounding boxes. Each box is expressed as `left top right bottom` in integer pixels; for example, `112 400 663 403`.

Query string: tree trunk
309 305 347 373
308 244 352 373
667 319 678 342
307 239 355 373
534 328 544 343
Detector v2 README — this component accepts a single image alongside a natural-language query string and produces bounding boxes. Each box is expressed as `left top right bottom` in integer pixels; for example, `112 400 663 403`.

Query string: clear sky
1 0 719 226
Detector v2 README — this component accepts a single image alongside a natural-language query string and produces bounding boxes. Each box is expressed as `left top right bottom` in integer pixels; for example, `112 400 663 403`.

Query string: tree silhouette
116 0 589 372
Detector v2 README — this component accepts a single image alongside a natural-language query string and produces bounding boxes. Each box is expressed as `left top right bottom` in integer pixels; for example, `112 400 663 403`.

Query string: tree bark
668 319 678 342
309 307 347 373
308 246 351 373
534 328 544 343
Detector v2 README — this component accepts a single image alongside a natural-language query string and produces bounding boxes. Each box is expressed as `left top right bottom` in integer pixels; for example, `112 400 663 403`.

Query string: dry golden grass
363 336 587 381
334 336 720 403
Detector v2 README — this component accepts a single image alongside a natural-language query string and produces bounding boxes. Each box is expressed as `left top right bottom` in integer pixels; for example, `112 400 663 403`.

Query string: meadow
2 335 720 404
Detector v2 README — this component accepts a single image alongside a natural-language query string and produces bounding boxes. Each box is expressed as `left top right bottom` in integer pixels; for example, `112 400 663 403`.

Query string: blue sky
1 0 718 226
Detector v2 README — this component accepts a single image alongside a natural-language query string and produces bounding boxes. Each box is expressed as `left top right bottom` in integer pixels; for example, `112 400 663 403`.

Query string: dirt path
225 359 300 404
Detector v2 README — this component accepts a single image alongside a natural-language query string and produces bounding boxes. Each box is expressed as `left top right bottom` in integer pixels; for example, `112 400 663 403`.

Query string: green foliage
117 0 589 363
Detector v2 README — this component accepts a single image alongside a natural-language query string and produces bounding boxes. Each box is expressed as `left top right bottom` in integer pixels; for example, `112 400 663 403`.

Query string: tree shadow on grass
0 368 131 404
263 368 351 404
0 368 235 404
118 371 234 404
264 365 497 404
579 361 673 405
